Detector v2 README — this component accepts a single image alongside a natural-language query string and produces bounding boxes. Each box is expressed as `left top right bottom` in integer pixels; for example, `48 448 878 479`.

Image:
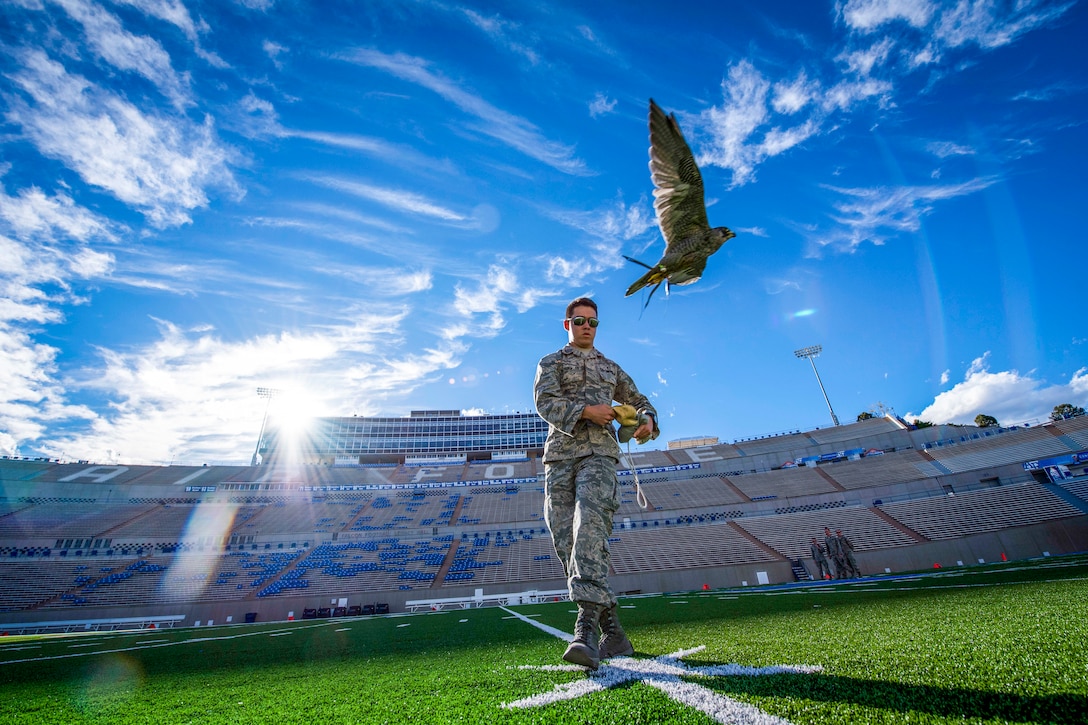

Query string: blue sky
1 0 1086 465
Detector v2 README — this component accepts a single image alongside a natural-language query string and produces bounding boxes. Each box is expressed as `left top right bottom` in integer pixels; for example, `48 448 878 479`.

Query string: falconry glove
613 404 653 445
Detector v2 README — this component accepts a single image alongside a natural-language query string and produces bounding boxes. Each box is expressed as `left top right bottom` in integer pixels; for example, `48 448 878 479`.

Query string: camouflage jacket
533 345 659 463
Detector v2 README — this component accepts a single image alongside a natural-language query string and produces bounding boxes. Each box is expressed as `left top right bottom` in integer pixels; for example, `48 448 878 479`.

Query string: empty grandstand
260 409 549 465
2 413 1087 633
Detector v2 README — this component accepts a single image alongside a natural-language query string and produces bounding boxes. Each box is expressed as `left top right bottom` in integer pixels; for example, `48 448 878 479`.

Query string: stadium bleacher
877 482 1083 540
3 415 1087 623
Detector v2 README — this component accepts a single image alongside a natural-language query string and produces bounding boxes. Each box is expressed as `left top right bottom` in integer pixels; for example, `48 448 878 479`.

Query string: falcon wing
648 98 711 250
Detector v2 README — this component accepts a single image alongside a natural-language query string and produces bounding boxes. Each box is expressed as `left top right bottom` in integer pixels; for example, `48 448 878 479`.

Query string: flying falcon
624 99 735 307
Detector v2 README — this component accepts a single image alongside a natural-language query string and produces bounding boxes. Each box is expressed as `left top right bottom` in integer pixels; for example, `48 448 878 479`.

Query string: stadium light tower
794 345 840 427
251 387 280 466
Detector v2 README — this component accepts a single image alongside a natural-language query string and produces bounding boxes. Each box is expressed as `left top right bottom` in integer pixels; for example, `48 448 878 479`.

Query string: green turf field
2 557 1087 724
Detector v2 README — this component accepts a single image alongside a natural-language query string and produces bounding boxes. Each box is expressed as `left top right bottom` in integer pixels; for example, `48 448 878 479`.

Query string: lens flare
75 653 143 714
161 503 238 600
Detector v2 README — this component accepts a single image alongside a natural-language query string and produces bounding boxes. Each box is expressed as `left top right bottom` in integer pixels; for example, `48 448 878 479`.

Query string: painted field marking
0 620 343 666
499 606 823 724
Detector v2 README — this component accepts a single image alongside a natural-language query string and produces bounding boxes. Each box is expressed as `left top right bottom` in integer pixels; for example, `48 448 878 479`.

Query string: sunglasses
567 316 599 328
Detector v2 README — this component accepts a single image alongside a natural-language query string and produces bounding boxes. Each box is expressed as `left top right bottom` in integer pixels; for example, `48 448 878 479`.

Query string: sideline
498 605 571 642
0 619 345 666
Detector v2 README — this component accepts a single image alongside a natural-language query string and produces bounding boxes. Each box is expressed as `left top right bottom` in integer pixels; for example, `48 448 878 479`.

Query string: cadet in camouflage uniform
533 297 659 670
809 537 832 580
836 528 862 578
824 526 845 579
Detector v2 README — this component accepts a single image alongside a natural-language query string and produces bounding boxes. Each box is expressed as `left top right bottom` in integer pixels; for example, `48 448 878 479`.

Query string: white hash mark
502 645 823 725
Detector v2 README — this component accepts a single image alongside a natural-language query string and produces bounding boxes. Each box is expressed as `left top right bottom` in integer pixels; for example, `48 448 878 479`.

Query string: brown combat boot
562 602 602 669
599 603 634 658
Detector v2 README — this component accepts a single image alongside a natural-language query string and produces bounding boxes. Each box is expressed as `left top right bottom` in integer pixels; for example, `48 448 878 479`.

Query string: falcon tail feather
623 256 667 297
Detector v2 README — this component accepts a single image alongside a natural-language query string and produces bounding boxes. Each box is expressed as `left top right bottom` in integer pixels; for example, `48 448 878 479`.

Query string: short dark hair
565 297 597 319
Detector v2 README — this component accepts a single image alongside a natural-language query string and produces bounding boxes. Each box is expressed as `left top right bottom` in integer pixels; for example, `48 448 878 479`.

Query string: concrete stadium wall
849 517 1088 576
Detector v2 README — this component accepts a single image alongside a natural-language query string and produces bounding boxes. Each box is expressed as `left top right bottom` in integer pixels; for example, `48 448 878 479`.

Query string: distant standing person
824 526 845 579
809 537 832 580
836 528 862 578
533 297 659 670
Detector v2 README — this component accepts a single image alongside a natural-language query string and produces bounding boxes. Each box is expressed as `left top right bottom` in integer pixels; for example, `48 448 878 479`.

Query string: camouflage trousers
843 551 861 577
543 454 619 606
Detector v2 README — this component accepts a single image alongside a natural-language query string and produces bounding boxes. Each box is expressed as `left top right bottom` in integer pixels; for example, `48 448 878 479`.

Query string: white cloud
771 71 817 114
820 76 893 111
543 194 655 285
341 48 590 175
288 129 459 176
0 184 117 243
808 176 994 253
305 175 467 222
589 92 617 118
226 95 460 176
909 353 1088 426
836 37 895 76
0 185 116 327
697 59 888 186
323 266 433 296
450 263 552 335
0 181 119 459
263 39 288 67
693 1 1071 188
0 321 97 458
841 0 1074 63
934 0 1073 51
54 0 194 108
926 140 975 158
111 0 206 41
761 119 821 156
839 0 936 32
25 311 469 464
697 60 771 187
6 49 240 228
548 194 655 244
940 369 950 385
763 276 802 295
461 8 540 65
234 92 283 138
284 201 413 235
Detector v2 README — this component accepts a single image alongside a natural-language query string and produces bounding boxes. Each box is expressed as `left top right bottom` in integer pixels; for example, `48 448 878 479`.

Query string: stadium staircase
430 538 463 587
242 552 305 600
717 476 752 503
1042 480 1088 515
814 467 847 492
1043 422 1085 452
868 507 929 542
95 503 168 538
724 520 789 561
27 553 158 610
789 559 812 581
